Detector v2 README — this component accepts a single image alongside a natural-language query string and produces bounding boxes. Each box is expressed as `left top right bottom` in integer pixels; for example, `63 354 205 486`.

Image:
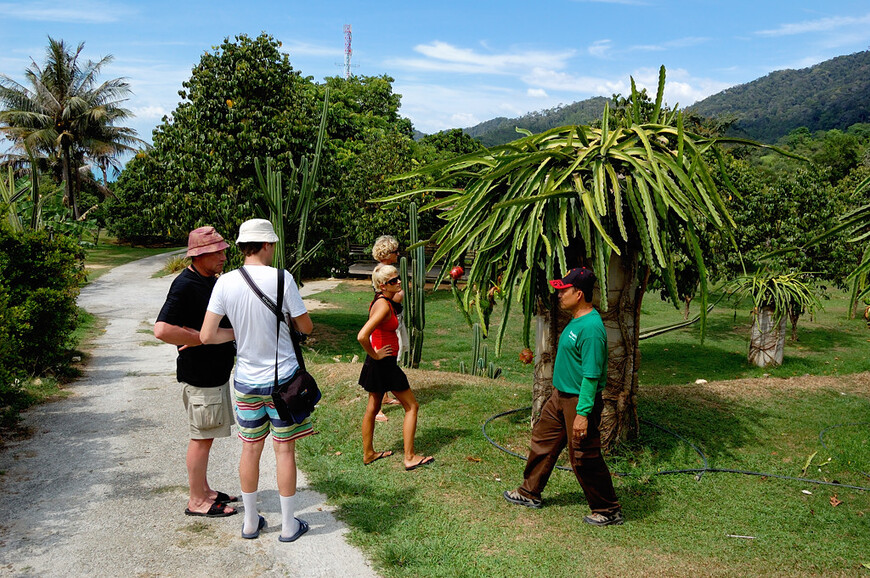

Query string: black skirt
358 355 410 394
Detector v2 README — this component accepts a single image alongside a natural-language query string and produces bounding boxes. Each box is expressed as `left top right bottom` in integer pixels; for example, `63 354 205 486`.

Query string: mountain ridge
455 50 870 145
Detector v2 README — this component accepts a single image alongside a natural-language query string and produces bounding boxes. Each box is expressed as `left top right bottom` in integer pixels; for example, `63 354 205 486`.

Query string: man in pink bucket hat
154 226 239 517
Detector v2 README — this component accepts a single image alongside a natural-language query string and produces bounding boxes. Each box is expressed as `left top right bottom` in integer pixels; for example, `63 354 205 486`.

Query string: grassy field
304 279 870 386
299 279 870 577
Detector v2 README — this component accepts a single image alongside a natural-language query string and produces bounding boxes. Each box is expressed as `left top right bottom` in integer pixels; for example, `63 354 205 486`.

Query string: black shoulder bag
238 266 321 423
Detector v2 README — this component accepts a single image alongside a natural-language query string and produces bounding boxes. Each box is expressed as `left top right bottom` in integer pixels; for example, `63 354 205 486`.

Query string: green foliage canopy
109 34 433 274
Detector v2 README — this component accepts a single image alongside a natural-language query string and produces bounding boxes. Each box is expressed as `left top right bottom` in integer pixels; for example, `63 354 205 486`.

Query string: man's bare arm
154 321 201 347
290 312 313 335
200 311 236 344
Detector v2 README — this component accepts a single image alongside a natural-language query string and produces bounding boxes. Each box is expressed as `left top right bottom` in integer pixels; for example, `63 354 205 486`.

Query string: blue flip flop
278 518 309 543
241 515 267 539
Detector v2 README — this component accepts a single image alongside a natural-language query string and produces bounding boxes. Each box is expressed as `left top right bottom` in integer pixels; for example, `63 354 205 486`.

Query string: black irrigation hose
482 407 870 492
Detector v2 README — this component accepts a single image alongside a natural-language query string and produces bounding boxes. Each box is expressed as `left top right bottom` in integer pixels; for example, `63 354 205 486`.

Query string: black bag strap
239 266 281 320
237 266 307 379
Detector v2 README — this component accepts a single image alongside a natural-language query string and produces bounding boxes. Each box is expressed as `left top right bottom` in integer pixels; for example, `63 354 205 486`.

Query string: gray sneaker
583 511 624 526
503 489 542 509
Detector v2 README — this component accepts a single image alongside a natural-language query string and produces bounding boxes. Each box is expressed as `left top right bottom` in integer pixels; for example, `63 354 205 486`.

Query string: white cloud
0 1 135 23
388 41 575 75
588 40 612 58
396 82 563 134
279 40 344 58
527 88 548 98
450 112 479 127
522 68 626 96
756 13 870 37
130 106 168 121
629 67 731 106
592 36 709 58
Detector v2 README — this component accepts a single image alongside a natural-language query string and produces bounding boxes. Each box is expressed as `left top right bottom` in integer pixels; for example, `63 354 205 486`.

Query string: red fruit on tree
519 348 534 364
449 266 464 280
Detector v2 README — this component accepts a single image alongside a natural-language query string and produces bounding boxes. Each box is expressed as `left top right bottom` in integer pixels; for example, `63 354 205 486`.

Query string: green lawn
300 280 870 577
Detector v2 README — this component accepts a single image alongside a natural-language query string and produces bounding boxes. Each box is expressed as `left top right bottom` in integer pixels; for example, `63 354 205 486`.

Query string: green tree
110 34 320 245
420 129 483 157
813 129 861 183
391 67 787 448
109 38 423 275
710 157 853 286
0 37 139 219
307 75 430 272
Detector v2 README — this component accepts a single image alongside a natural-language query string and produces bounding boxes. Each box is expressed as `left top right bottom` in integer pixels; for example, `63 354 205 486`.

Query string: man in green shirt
503 267 623 526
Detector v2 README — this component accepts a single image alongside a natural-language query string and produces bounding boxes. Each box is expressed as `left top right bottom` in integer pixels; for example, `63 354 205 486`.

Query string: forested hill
688 50 870 142
463 97 609 146
458 50 870 146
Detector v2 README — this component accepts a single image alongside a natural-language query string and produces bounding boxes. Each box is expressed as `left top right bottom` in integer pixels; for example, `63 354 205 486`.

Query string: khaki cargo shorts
182 381 233 439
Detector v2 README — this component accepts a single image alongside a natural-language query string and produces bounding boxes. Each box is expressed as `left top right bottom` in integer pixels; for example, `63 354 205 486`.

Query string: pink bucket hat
186 226 229 257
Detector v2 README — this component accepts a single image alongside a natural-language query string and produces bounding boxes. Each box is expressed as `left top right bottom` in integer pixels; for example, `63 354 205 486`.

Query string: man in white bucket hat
201 218 314 543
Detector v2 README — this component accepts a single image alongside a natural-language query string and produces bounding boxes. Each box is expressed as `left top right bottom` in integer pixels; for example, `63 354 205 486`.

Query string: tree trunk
748 307 786 367
598 250 645 450
530 251 645 451
788 308 800 342
61 142 79 219
531 294 569 426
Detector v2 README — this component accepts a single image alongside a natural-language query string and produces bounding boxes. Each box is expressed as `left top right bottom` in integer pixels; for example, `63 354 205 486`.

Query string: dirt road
0 252 377 577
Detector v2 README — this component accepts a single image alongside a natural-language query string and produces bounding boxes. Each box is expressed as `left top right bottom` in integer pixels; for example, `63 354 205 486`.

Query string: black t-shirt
156 268 235 387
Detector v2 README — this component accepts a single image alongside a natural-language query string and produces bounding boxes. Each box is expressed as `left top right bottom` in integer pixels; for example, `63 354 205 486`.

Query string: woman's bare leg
391 388 432 468
362 392 386 463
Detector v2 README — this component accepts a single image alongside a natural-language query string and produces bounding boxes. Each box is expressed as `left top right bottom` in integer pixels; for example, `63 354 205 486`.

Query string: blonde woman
357 264 433 470
371 235 407 420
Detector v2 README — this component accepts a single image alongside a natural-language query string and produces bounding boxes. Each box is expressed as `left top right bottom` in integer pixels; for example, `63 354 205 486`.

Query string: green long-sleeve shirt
552 309 608 416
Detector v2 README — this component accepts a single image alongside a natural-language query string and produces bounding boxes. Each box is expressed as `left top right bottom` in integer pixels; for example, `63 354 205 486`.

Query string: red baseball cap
549 267 595 290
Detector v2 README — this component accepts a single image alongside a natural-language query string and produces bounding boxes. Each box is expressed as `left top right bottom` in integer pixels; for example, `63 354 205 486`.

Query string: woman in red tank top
356 264 434 470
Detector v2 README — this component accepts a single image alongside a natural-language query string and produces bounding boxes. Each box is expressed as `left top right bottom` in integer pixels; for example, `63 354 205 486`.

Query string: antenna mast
344 24 352 79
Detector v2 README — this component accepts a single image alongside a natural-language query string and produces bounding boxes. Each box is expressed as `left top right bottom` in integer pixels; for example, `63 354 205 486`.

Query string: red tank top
369 294 399 356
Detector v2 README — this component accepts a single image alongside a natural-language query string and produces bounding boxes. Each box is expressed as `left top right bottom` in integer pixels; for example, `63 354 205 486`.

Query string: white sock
242 491 259 533
280 494 300 537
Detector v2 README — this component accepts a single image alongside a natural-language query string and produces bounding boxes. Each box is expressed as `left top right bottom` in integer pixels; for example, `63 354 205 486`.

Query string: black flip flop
405 456 435 471
363 450 393 465
214 491 239 503
185 500 237 518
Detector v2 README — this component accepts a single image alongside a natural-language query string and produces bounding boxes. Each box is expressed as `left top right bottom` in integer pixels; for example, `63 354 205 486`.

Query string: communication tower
344 24 352 79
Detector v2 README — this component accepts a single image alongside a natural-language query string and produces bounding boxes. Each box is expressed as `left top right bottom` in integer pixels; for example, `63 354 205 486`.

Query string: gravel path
0 253 377 577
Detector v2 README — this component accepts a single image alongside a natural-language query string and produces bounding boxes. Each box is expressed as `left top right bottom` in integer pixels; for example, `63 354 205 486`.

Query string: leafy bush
0 224 85 377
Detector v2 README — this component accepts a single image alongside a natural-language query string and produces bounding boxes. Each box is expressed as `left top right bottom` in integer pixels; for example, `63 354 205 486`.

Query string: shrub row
0 223 85 425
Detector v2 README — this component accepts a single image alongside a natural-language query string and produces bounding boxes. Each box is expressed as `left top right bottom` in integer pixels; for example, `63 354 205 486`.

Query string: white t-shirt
207 265 307 384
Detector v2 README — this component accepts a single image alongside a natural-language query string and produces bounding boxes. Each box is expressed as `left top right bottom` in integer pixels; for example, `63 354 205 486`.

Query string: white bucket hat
236 218 279 244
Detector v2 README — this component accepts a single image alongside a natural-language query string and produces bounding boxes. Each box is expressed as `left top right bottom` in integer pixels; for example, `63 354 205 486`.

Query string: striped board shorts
233 375 314 444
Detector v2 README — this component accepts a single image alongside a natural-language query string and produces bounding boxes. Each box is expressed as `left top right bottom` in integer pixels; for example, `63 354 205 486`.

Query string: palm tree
0 37 140 219
388 67 792 449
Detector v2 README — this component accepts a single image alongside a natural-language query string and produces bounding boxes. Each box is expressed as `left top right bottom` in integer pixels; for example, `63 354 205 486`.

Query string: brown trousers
519 390 621 515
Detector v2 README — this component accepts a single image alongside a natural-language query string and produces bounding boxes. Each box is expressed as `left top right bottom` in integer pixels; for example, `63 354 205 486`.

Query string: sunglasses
385 276 401 285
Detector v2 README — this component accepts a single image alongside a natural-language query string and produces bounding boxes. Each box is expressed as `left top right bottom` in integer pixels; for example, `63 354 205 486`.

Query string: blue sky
2 0 870 145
